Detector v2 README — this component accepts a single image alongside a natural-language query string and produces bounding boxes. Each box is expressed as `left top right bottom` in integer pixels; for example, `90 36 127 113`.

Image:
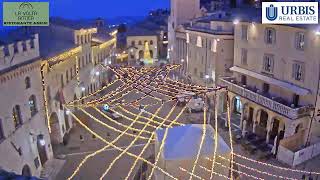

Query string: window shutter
292 63 296 79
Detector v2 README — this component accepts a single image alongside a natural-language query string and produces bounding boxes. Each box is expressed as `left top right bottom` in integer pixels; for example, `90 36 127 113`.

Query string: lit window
296 32 305 50
196 36 202 47
25 77 31 89
263 54 274 73
292 62 304 81
13 105 23 128
29 95 38 116
265 27 276 44
241 25 248 41
241 48 248 65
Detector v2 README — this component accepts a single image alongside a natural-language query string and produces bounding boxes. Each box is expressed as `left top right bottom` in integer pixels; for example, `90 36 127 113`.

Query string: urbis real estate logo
262 2 318 24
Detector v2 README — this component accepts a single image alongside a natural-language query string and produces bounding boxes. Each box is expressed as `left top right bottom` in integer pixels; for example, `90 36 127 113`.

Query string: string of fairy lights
60 65 320 180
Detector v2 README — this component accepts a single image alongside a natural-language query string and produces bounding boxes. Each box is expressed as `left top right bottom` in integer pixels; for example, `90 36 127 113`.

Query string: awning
230 66 311 96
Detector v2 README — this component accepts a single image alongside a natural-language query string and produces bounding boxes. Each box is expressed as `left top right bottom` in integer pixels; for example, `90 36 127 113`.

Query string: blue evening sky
0 0 169 31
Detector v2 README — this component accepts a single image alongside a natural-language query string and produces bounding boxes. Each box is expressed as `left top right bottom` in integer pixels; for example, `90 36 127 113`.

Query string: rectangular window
241 48 247 65
0 119 4 141
194 68 197 75
265 28 276 44
263 54 274 73
292 62 304 81
296 32 305 50
196 36 202 47
200 72 204 78
241 25 248 41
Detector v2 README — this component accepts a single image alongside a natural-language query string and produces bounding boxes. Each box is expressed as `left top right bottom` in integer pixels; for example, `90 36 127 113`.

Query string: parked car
101 107 122 120
186 97 204 113
176 91 195 106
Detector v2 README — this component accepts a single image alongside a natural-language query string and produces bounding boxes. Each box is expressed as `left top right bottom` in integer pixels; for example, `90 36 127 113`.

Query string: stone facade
0 36 53 177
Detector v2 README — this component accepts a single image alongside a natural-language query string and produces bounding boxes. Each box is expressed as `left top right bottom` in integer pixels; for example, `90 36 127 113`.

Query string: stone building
218 21 320 166
127 28 158 65
0 34 53 177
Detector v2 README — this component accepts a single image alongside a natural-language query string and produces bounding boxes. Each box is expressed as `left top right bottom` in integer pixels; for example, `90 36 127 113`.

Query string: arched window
29 95 38 116
66 70 69 83
149 50 153 58
150 40 153 45
25 77 31 89
0 118 4 141
138 41 142 45
131 41 135 46
13 105 22 128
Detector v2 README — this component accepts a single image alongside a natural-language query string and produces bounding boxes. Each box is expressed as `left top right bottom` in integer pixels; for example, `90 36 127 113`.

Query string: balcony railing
219 77 312 119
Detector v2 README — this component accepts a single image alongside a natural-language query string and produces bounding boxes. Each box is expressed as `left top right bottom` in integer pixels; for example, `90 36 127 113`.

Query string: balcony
219 77 312 119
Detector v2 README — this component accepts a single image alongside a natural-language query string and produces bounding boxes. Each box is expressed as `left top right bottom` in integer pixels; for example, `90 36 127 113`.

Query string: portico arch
49 112 61 144
22 164 32 177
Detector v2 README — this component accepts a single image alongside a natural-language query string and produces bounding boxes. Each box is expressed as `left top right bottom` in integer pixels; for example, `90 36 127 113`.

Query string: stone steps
40 159 65 180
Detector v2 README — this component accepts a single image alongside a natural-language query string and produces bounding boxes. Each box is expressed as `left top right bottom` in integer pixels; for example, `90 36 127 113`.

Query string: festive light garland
187 103 207 180
209 92 219 180
226 91 234 180
205 156 297 180
147 99 189 180
100 105 164 179
80 108 150 140
68 109 177 179
40 62 51 133
61 66 320 180
93 106 155 135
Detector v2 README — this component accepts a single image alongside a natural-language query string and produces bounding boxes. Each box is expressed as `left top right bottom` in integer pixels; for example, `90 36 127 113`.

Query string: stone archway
138 50 144 59
49 112 61 144
22 164 32 177
231 95 242 115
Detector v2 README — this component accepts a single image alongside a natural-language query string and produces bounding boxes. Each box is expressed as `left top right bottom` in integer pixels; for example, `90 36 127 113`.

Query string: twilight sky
1 0 170 19
0 0 169 31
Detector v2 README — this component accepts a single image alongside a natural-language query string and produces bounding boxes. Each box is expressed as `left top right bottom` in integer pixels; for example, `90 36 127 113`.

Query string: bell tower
168 0 200 63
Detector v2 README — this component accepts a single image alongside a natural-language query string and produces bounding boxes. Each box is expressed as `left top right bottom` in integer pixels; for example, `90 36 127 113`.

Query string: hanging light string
100 102 175 179
98 109 151 179
67 92 165 179
127 101 185 180
84 66 156 105
40 62 51 133
233 153 320 176
202 159 262 180
80 107 151 140
205 156 297 180
86 68 162 106
209 92 219 180
147 98 190 180
67 111 177 180
226 90 234 180
187 100 207 180
92 106 154 135
67 109 147 180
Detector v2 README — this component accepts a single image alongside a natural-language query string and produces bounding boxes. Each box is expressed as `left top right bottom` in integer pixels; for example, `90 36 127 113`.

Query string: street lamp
95 71 100 76
233 19 239 25
205 74 210 87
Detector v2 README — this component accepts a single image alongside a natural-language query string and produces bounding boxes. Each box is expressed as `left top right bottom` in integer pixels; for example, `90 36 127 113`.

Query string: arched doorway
138 50 144 59
49 112 60 144
22 164 32 177
37 135 48 166
64 110 70 131
233 96 242 114
149 50 153 58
